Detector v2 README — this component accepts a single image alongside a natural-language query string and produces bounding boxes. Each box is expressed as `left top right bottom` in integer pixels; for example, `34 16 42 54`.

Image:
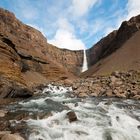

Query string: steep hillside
87 15 140 67
83 30 140 76
84 14 140 76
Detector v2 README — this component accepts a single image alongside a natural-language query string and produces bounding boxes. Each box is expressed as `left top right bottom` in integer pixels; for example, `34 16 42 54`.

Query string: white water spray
82 49 88 72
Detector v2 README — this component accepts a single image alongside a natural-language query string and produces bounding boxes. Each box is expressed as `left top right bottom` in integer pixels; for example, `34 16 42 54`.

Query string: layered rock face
0 8 83 98
85 14 140 76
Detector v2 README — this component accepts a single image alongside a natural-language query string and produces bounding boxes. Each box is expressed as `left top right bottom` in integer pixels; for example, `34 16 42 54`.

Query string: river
1 84 140 140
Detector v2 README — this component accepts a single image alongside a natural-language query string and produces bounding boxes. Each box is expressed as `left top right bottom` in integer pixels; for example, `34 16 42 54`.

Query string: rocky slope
85 14 140 76
73 70 140 100
0 8 83 98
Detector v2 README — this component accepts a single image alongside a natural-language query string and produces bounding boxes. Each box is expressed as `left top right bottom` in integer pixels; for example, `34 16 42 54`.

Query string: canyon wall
0 8 83 97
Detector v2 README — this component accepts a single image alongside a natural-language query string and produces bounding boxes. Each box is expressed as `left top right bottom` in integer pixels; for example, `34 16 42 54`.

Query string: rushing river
2 84 140 140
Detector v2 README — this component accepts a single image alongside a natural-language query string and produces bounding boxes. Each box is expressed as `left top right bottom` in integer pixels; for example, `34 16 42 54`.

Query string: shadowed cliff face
83 14 140 76
0 8 83 97
87 15 140 67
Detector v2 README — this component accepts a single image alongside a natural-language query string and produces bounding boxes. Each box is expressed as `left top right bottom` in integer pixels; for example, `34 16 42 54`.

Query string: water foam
12 85 140 140
24 86 140 140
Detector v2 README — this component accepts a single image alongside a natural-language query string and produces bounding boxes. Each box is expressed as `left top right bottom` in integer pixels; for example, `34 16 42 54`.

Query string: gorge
0 8 140 140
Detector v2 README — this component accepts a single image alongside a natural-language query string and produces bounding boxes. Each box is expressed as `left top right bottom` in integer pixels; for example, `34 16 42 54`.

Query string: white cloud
127 0 140 19
70 0 98 17
48 18 86 50
57 18 74 33
15 0 39 20
48 29 85 50
21 9 38 20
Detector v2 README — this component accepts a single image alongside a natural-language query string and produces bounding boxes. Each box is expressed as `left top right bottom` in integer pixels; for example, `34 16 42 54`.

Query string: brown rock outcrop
0 8 84 98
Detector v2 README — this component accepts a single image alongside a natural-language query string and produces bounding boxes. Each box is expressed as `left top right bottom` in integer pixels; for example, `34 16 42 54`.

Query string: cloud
126 0 140 19
70 0 98 17
48 29 85 50
57 18 75 33
14 0 39 20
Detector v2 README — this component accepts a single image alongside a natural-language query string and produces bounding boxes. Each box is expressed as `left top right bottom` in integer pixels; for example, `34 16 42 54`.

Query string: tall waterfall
82 49 88 72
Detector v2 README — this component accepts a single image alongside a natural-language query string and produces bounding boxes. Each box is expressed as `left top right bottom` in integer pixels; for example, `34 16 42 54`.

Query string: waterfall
82 49 88 72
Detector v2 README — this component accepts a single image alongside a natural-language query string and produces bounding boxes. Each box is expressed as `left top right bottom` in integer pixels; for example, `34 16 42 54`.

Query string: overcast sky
0 0 140 50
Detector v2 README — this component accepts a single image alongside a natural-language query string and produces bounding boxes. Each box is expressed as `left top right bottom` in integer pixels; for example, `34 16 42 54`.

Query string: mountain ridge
84 14 140 76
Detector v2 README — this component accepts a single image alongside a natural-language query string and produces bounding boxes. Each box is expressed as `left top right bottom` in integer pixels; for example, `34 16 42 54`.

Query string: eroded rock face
0 8 84 98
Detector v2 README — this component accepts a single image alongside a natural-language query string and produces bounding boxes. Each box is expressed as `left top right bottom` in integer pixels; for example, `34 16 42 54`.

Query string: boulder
0 131 11 139
0 110 8 117
67 111 78 123
1 134 24 140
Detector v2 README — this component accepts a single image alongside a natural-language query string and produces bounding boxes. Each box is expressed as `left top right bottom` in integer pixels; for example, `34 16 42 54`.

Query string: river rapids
1 84 140 140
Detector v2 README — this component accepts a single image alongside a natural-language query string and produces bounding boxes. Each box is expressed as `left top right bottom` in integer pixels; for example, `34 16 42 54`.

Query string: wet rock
45 99 69 111
133 95 140 100
8 87 33 98
106 90 113 97
37 112 52 119
90 92 99 97
78 92 88 98
14 113 34 121
0 110 8 117
115 93 126 98
104 100 112 105
103 131 112 140
1 134 24 140
0 131 11 139
0 121 10 131
116 116 120 121
67 111 77 123
137 125 140 130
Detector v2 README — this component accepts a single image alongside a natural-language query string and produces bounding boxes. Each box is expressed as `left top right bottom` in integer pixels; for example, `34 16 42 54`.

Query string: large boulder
1 134 24 140
67 111 78 123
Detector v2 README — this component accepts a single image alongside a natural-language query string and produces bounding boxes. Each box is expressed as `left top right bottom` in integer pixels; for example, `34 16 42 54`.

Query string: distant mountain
82 14 140 77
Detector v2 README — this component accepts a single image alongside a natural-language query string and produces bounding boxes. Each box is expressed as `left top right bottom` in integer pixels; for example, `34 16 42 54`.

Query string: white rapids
16 84 140 140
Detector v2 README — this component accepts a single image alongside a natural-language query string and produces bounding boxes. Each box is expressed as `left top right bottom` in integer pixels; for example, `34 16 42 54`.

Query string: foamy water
15 85 140 140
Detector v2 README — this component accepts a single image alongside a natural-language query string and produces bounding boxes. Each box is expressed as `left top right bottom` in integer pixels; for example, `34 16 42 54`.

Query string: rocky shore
50 70 140 100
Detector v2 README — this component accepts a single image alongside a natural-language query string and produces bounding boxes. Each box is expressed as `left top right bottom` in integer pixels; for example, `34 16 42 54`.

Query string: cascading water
82 49 88 72
1 85 140 140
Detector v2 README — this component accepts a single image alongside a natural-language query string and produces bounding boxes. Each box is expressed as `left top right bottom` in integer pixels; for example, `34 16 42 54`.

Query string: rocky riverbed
0 70 140 140
0 84 140 140
57 70 140 100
